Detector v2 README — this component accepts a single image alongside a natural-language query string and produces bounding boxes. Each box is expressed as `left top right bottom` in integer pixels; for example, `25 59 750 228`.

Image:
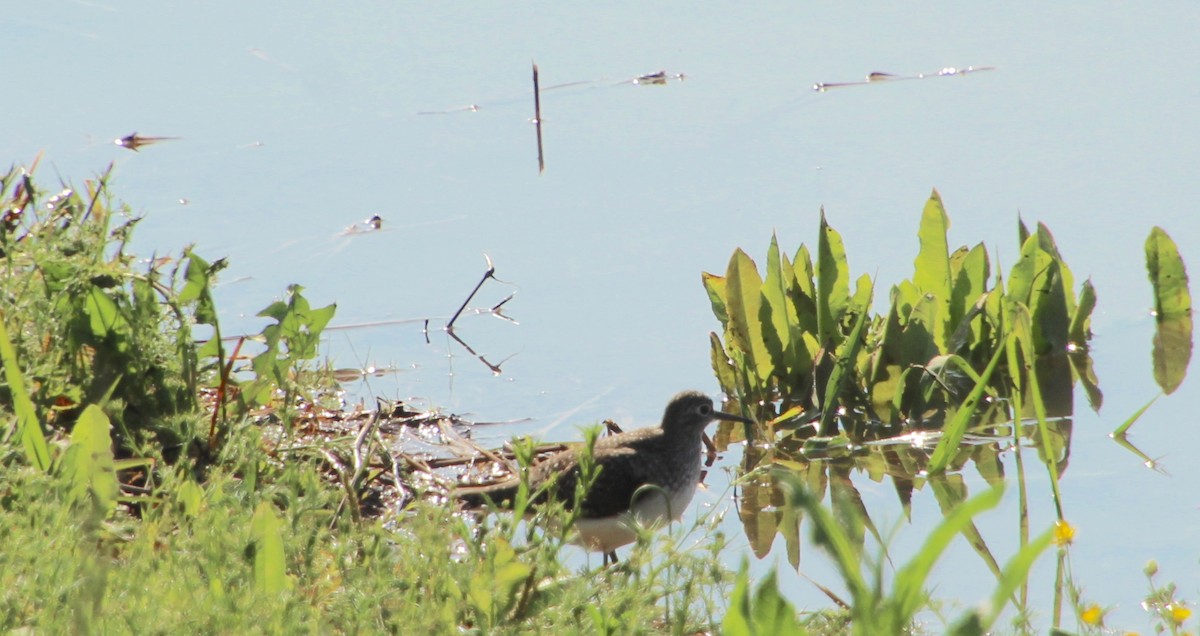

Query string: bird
455 390 751 564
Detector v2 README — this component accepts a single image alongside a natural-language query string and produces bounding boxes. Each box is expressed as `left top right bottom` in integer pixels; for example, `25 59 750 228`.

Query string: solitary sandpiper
456 390 751 564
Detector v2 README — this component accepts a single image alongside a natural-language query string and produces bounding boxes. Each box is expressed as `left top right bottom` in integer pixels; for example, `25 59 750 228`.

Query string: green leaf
1112 393 1160 437
762 234 792 379
180 250 220 326
1067 278 1096 349
817 276 873 435
251 501 288 594
0 314 51 471
749 569 807 635
902 293 941 363
61 405 119 515
726 249 772 385
85 286 127 340
913 189 953 345
469 537 531 622
1145 226 1193 394
950 243 990 347
817 210 850 347
176 478 205 518
709 332 738 396
1006 230 1046 308
702 272 729 326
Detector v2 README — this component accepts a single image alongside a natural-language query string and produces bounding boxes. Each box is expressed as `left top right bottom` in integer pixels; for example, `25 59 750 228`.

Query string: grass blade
0 313 51 471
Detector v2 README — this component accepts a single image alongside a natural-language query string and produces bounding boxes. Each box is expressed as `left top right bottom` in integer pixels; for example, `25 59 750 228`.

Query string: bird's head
660 390 751 434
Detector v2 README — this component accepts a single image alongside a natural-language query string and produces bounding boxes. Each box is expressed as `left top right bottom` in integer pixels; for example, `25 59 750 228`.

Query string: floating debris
339 214 385 236
632 70 686 86
813 65 995 92
114 132 180 151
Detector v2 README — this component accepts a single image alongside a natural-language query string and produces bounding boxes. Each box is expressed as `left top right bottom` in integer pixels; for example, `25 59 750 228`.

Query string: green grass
0 444 736 634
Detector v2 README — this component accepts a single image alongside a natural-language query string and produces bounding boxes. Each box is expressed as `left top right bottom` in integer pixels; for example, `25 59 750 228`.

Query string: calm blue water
6 2 1198 630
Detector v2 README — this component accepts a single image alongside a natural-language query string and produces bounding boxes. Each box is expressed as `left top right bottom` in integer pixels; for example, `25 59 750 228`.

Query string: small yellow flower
1168 603 1191 624
1053 520 1076 546
1080 603 1104 626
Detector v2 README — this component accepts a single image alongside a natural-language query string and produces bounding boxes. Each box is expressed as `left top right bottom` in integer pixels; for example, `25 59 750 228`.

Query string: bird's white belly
571 471 701 554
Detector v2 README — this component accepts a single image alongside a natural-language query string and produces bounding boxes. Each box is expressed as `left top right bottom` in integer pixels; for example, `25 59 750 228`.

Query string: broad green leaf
902 293 942 362
0 314 51 471
950 243 990 346
251 501 288 594
913 189 953 344
1067 279 1096 350
792 244 816 300
304 299 337 335
726 249 772 385
764 234 792 348
702 272 729 325
61 405 119 515
1145 226 1193 394
1006 230 1047 308
869 363 902 422
85 286 127 341
1032 224 1077 316
180 250 222 325
1030 260 1070 356
709 332 738 396
762 234 792 380
817 210 850 347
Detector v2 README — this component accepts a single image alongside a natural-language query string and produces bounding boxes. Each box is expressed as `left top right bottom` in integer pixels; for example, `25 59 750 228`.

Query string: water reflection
714 354 1076 572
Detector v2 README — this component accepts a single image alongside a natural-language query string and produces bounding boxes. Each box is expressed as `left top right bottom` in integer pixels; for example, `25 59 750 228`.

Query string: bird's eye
697 403 712 416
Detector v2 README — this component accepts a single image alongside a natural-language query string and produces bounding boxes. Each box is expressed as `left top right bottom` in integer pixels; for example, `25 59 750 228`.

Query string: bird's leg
603 551 619 567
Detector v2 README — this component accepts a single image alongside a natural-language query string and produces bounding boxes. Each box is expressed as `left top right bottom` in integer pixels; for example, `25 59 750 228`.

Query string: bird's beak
714 409 753 424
